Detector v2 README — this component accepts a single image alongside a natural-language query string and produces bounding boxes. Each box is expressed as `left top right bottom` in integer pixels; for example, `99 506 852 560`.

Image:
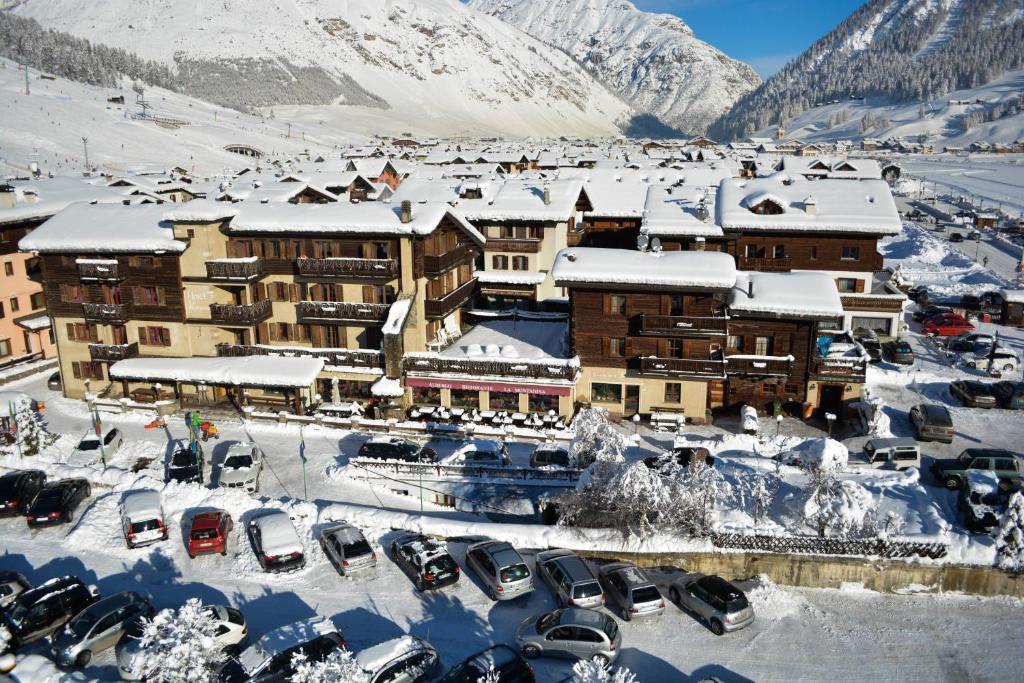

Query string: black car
949 380 998 409
1 576 99 651
0 469 46 517
643 447 714 471
390 534 460 591
913 305 953 323
167 442 205 484
992 381 1024 410
357 436 436 463
906 285 929 303
437 644 534 683
25 478 91 527
950 232 964 243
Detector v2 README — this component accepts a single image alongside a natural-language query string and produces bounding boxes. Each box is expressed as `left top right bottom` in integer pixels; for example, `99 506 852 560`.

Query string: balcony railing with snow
82 302 132 322
89 342 139 362
76 259 122 281
403 352 579 382
216 343 384 369
639 313 728 336
724 355 794 377
296 257 398 279
738 256 792 272
204 257 264 280
209 298 272 324
296 300 390 323
485 238 543 254
638 356 727 379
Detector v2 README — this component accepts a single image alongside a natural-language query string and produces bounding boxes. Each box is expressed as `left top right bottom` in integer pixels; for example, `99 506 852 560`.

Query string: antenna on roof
650 237 662 253
636 234 649 252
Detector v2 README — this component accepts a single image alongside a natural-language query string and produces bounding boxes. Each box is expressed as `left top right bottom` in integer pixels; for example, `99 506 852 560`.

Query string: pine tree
995 491 1024 573
137 599 226 683
7 403 57 457
290 648 368 683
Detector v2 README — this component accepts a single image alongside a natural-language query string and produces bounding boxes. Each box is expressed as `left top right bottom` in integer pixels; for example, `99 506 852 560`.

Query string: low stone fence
712 532 947 560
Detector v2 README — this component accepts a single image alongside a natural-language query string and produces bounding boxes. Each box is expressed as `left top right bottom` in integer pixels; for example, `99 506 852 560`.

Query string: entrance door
624 385 640 416
818 384 844 418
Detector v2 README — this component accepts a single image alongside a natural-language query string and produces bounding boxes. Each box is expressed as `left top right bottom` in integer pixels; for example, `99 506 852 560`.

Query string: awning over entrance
109 356 323 387
14 313 51 331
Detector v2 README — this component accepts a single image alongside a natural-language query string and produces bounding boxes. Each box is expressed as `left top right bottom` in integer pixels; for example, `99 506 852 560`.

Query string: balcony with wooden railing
424 278 477 319
724 355 793 377
811 357 867 382
738 256 792 272
209 298 272 325
638 355 727 379
77 260 122 281
204 257 264 280
296 300 390 324
839 294 906 313
423 244 473 275
296 257 398 279
404 354 578 382
639 313 728 337
486 238 543 253
216 343 385 370
82 302 132 323
89 342 139 362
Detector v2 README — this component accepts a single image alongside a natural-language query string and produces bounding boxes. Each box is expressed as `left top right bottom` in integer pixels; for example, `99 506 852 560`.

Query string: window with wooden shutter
289 284 300 303
362 285 376 304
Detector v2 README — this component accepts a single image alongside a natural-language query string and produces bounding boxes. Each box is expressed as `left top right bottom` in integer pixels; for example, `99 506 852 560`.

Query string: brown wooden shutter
854 279 865 293
138 327 147 344
362 285 375 304
289 284 299 303
157 288 167 306
162 327 171 347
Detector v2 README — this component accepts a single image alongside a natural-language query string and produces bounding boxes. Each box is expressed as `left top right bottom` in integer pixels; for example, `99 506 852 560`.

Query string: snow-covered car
354 635 440 683
529 443 571 469
389 534 460 591
67 427 123 466
218 442 263 493
319 522 377 576
442 440 511 467
119 490 168 548
962 346 1019 374
166 441 204 484
115 604 247 680
0 571 30 611
959 469 1014 533
248 510 305 573
668 574 754 636
51 591 154 667
218 617 344 683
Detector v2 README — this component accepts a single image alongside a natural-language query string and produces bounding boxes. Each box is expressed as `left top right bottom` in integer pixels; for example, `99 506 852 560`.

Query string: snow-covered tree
994 491 1024 573
558 459 668 539
0 623 11 655
747 470 780 526
290 648 368 683
674 457 733 537
571 658 639 683
1 402 57 458
569 408 628 468
802 467 877 539
137 599 225 683
476 667 501 683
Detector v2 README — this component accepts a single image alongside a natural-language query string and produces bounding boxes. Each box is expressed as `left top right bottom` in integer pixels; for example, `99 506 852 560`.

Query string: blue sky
632 0 866 78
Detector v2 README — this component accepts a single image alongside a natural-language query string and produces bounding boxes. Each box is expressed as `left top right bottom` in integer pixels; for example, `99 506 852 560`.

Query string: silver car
51 591 153 667
515 608 621 665
465 541 534 601
668 574 754 635
534 549 603 609
355 635 440 683
597 562 665 621
320 522 377 576
218 442 264 493
0 571 30 610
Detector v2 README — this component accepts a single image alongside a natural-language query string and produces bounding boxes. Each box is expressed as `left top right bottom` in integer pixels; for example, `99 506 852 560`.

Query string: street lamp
825 412 837 438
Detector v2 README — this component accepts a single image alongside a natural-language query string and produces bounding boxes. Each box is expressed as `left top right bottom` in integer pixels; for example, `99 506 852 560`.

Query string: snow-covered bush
801 462 878 539
742 470 780 527
1 403 57 457
0 623 11 655
290 648 368 683
673 457 734 537
569 408 628 468
994 491 1024 573
475 667 501 683
136 599 225 683
571 658 639 683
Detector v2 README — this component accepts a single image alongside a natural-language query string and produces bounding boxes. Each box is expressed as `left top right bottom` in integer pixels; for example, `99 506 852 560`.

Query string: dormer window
748 198 785 215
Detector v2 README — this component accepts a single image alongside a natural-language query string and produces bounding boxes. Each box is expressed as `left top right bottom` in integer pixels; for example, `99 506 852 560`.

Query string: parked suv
51 591 154 667
354 635 440 683
120 490 167 549
515 608 621 664
320 522 377 576
534 549 603 609
530 443 571 469
849 437 921 470
166 442 205 484
248 509 305 573
668 574 754 635
0 470 45 517
1 576 99 651
25 478 91 527
357 436 437 463
218 442 264 493
218 617 344 683
596 562 665 621
390 534 460 591
187 510 234 558
908 403 955 443
465 540 534 601
437 644 533 683
931 448 1023 491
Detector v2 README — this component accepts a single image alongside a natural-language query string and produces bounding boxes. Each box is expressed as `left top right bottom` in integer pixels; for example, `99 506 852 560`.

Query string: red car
187 510 233 558
922 316 974 336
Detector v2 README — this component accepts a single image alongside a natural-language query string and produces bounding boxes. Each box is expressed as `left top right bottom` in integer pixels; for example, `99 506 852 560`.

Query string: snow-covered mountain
467 0 760 135
712 0 1024 141
5 0 631 139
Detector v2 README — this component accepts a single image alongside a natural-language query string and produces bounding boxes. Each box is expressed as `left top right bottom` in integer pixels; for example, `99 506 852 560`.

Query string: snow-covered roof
438 319 569 362
729 271 843 320
641 185 723 238
162 199 239 222
476 270 547 286
552 247 736 290
109 356 323 387
717 173 901 235
370 376 404 398
19 203 186 254
459 178 581 222
0 176 135 226
780 156 883 180
383 298 412 336
15 314 51 331
1000 289 1024 303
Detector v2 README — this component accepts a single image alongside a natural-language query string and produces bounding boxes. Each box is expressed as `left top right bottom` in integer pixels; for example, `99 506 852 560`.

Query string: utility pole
81 137 90 173
22 62 29 96
287 123 291 139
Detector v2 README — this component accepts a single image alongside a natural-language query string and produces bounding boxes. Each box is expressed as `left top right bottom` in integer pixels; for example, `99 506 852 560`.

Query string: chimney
543 186 551 205
400 199 412 224
804 196 817 215
747 279 754 298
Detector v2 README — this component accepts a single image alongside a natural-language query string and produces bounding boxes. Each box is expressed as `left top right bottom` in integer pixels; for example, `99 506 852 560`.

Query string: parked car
848 437 921 470
47 372 62 392
643 447 714 472
530 443 571 469
354 635 440 683
1 576 99 650
922 316 974 336
0 571 30 611
668 574 754 636
913 305 952 323
248 510 305 573
963 346 1020 374
68 428 123 466
51 591 154 667
883 340 915 365
166 442 204 484
25 478 91 527
465 540 533 601
390 534 460 591
906 285 929 303
908 404 955 443
436 644 533 683
320 522 377 576
116 490 166 549
959 469 1014 533
357 436 436 463
117 604 247 680
218 442 263 493
950 232 964 242
534 549 603 609
218 617 344 683
597 562 665 621
949 380 998 409
515 608 621 664
187 510 233 558
948 332 994 352
992 381 1024 410
444 440 511 467
968 230 982 241
0 470 45 517
931 448 1023 491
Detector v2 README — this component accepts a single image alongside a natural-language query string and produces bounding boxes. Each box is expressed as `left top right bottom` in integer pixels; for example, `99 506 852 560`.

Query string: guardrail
349 458 581 484
711 533 947 559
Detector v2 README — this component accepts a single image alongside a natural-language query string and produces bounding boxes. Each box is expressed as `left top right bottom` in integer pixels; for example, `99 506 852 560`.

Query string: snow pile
787 438 850 471
382 299 412 336
369 377 404 398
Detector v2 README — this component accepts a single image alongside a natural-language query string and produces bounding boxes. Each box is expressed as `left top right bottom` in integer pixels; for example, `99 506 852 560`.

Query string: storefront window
489 391 520 411
591 382 622 404
528 394 560 413
451 389 481 409
338 380 372 399
412 386 441 405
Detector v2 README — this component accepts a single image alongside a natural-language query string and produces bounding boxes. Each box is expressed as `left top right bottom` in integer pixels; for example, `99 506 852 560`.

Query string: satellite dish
637 234 650 251
650 237 662 253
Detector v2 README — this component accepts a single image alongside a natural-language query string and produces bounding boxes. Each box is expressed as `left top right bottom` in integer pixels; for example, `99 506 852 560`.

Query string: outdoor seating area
406 405 567 430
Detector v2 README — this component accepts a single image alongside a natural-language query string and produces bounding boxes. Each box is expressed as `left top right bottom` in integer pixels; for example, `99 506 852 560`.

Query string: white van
119 491 167 548
849 437 921 470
